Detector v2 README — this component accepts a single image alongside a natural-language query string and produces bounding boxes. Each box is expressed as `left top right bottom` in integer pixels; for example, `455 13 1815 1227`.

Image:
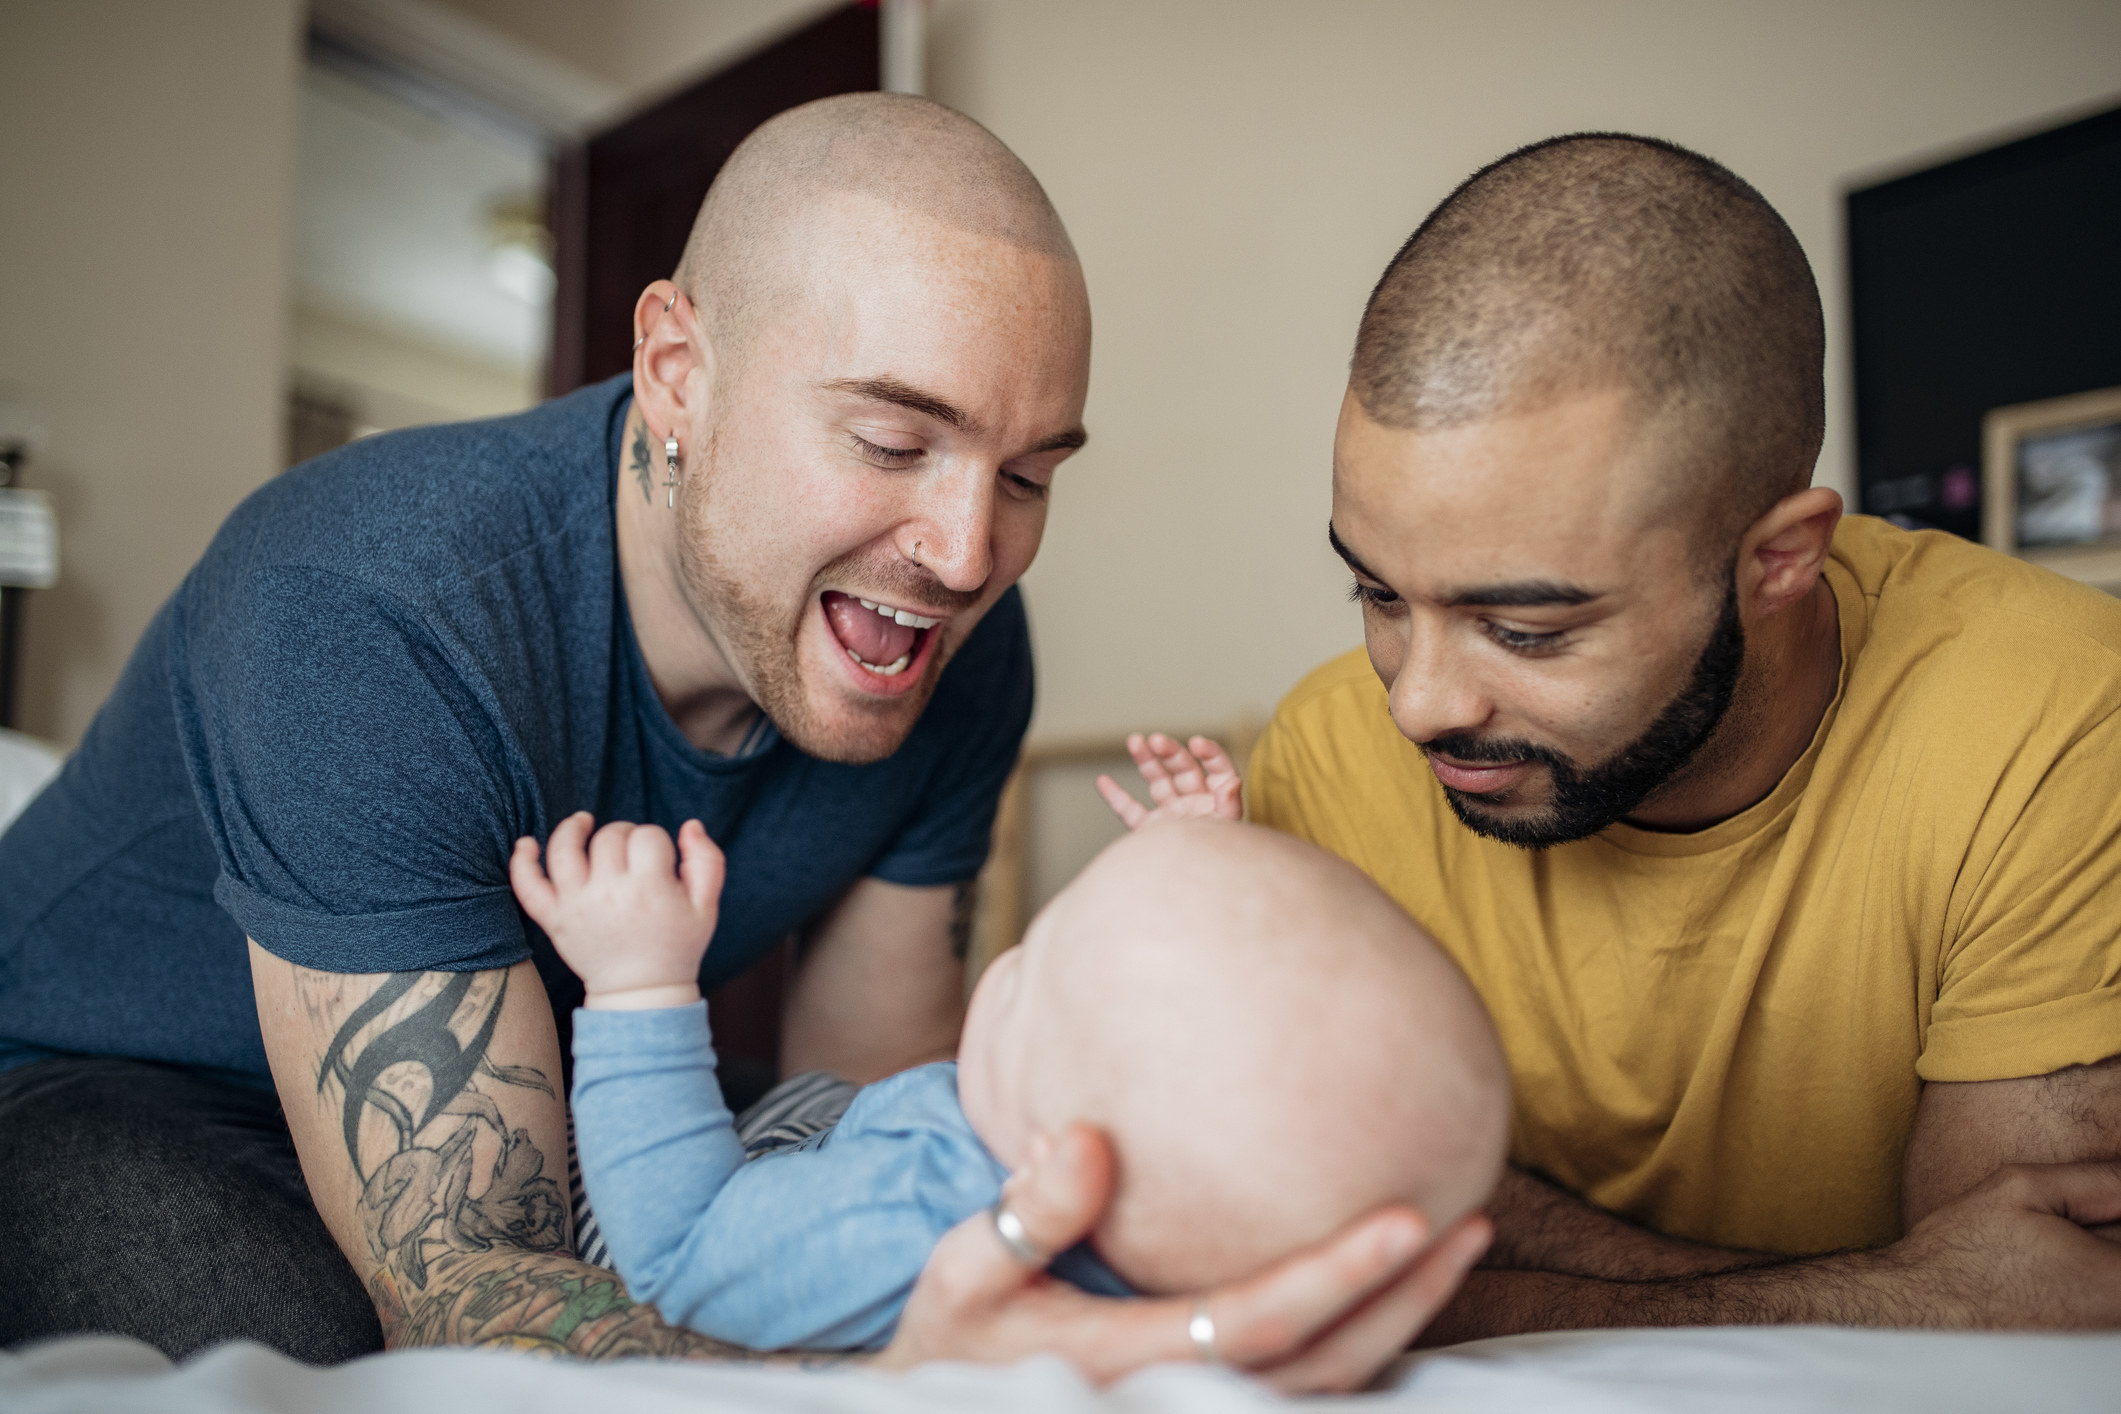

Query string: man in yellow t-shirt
1247 133 2121 1335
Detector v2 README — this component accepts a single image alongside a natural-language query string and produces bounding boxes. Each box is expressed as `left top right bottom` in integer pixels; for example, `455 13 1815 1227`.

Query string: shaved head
675 92 1076 357
1352 134 1825 541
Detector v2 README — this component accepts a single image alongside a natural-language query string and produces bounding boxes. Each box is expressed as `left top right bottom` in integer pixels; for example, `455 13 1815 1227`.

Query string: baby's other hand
509 813 725 1009
1095 733 1243 830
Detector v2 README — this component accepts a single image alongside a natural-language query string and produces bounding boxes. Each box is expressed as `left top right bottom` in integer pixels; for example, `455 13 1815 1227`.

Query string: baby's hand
510 812 725 1009
1095 732 1243 830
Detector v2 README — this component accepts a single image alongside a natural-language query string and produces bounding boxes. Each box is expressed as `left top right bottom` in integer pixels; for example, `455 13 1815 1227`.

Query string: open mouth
821 590 945 688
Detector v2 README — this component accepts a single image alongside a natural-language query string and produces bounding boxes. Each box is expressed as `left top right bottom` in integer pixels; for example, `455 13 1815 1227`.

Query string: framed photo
1983 385 2121 593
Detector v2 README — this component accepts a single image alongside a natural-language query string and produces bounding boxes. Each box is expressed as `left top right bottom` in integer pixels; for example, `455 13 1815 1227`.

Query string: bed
5 1326 2116 1413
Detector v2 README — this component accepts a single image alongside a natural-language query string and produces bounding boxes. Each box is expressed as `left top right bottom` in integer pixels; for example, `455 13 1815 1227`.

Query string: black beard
1426 576 1745 849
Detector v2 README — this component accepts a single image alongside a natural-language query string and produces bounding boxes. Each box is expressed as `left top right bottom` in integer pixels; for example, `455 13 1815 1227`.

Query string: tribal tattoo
311 965 856 1361
317 971 565 1295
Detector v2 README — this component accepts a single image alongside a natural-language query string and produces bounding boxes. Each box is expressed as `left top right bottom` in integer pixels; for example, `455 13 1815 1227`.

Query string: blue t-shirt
0 376 1032 1082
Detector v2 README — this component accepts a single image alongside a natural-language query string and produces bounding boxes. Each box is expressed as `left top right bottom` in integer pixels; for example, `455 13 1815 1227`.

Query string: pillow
0 728 62 833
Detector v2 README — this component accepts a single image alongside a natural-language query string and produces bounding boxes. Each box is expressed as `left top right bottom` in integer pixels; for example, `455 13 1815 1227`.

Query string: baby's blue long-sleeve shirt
571 1002 1017 1351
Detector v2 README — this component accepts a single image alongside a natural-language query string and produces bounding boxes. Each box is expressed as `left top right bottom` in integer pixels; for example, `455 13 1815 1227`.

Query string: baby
512 738 1509 1352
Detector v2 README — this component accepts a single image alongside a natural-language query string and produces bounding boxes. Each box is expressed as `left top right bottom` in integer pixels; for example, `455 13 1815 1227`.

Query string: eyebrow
821 375 1087 456
824 376 978 431
1326 522 1601 608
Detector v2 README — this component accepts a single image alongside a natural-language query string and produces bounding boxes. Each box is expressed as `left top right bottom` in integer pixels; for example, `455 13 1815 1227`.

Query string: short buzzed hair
1352 134 1825 536
676 93 1075 355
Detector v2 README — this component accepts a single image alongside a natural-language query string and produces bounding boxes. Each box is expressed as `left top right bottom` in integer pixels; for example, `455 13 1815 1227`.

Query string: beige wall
3 1 2117 760
928 0 2121 743
0 0 302 745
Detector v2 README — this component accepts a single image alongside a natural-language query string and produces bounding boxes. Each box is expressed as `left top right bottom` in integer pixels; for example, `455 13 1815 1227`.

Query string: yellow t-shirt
1248 515 2121 1255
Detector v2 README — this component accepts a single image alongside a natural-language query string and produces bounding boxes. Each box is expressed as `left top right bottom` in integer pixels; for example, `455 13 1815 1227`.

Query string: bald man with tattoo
0 97 1466 1384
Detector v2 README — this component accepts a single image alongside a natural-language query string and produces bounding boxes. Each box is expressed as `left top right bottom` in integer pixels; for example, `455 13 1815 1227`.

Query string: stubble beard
1429 575 1746 849
669 437 956 766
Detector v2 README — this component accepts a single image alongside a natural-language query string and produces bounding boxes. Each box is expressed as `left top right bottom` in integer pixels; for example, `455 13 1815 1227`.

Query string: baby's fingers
1190 736 1239 785
509 837 559 927
545 811 594 891
1145 733 1209 801
625 822 677 877
677 820 726 914
1095 774 1149 829
1127 733 1182 804
589 819 634 876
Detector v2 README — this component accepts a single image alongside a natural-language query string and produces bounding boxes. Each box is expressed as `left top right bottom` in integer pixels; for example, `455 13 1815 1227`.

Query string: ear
631 280 715 445
1736 486 1843 619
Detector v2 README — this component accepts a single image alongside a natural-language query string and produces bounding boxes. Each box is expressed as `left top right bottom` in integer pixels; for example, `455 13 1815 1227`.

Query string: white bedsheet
4 1326 2114 1413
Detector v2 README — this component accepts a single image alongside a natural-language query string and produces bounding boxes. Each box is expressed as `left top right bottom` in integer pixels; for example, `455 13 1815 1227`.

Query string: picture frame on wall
1982 384 2121 593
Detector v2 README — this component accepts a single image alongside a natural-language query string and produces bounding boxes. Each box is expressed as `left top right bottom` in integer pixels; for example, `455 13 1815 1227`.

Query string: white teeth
879 603 939 629
845 647 913 676
846 594 940 630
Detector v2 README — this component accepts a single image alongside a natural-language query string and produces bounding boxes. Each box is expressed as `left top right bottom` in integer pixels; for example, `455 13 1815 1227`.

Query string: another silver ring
633 292 678 353
989 1203 1050 1267
1188 1302 1219 1364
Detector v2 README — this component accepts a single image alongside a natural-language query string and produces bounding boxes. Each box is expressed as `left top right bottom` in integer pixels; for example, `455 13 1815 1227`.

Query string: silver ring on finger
989 1202 1051 1267
1189 1302 1220 1364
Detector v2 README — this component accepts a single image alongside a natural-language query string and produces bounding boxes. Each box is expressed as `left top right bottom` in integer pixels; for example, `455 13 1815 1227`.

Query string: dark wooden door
546 2 879 396
546 4 879 1105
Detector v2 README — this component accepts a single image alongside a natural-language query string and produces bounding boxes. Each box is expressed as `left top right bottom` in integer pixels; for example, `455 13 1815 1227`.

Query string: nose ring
912 540 923 570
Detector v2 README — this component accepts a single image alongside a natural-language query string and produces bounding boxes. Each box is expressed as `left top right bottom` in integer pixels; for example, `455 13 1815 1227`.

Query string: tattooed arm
249 942 764 1357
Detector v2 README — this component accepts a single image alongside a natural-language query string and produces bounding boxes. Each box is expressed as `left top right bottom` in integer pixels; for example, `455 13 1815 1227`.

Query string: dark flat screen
1846 101 2121 539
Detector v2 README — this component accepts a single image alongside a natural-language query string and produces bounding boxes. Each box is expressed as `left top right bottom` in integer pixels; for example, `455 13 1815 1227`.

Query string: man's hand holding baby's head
510 812 724 1010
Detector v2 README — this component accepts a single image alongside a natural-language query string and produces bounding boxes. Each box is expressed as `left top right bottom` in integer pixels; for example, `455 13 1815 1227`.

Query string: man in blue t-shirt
0 95 1461 1380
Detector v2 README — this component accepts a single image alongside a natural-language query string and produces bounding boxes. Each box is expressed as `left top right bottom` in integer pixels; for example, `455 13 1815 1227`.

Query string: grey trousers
0 1057 858 1365
0 1055 384 1364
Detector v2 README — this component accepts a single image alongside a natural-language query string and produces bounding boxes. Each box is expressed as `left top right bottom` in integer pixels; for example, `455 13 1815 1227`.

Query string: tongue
824 591 917 665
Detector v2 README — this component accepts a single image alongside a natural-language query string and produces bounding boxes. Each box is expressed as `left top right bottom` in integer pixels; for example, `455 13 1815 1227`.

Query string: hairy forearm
1421 1247 1927 1345
1483 1167 1771 1280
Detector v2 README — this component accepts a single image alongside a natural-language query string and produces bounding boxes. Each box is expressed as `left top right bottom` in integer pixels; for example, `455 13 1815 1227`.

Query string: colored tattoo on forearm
630 421 655 503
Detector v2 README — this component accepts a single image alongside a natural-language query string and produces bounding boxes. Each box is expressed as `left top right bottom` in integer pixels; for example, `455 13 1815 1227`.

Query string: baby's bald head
674 93 1076 361
968 820 1508 1295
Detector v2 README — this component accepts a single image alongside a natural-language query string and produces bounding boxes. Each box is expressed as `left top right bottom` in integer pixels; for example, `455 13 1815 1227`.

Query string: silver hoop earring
663 432 680 508
633 289 681 353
